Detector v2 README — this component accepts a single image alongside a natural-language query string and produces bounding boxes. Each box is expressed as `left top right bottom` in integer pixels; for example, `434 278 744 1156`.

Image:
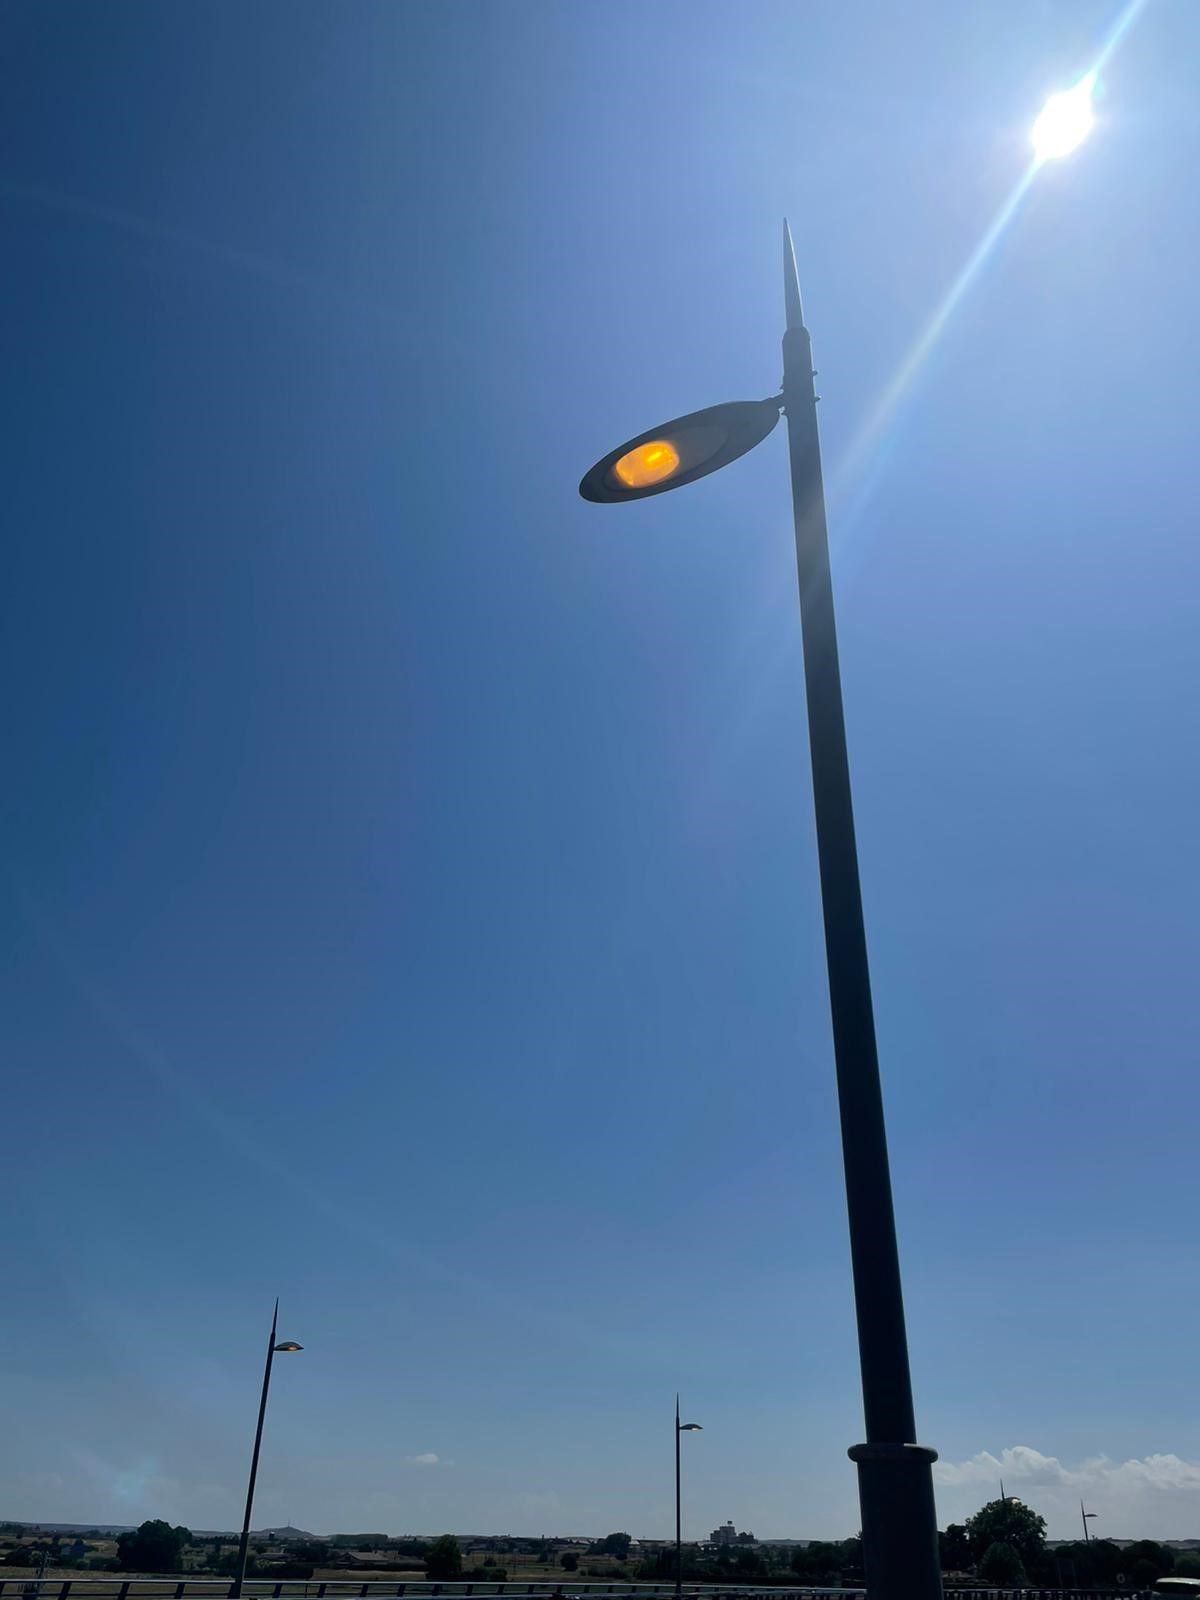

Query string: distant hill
6 1520 1199 1550
1046 1538 1200 1551
0 1525 135 1537
0 1523 319 1541
245 1527 320 1542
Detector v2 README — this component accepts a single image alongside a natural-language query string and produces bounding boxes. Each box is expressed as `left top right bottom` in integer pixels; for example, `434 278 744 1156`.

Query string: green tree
637 1547 676 1582
1049 1537 1122 1588
838 1536 864 1583
965 1497 1046 1569
978 1542 1027 1586
560 1552 579 1571
1085 1539 1122 1586
595 1533 631 1559
289 1542 330 1565
1048 1540 1088 1585
425 1535 462 1580
1122 1539 1172 1579
214 1552 258 1578
939 1524 972 1572
1176 1554 1200 1578
790 1542 840 1583
3 1549 32 1567
116 1522 192 1574
1130 1557 1167 1589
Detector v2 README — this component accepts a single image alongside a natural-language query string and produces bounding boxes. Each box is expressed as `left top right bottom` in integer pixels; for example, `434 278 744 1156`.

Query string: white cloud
935 1444 1200 1539
405 1453 445 1467
1104 1454 1200 1494
935 1445 1075 1489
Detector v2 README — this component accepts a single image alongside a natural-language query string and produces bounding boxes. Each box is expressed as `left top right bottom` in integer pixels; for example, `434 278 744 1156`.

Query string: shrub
425 1536 462 1581
977 1542 1027 1587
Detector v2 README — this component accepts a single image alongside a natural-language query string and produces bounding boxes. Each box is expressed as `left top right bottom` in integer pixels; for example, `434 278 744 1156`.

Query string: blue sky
3 0 1199 1545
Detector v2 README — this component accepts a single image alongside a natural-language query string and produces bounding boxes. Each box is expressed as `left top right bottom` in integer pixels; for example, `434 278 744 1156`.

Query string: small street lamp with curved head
233 1304 304 1599
674 1398 703 1600
579 397 782 503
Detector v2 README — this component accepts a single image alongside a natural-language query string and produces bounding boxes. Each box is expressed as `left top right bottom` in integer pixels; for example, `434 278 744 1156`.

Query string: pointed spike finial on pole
784 219 804 332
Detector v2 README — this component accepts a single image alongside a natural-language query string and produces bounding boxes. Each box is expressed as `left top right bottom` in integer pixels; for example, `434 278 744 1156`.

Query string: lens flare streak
828 0 1152 545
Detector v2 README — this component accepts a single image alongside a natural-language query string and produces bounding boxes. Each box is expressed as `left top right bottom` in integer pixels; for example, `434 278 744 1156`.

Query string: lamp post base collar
848 1440 938 1464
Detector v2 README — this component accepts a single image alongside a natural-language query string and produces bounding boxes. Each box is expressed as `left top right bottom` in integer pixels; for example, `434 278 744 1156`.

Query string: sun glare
1031 74 1096 163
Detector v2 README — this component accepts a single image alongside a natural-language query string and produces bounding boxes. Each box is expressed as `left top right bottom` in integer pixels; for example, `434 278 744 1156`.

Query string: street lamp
580 228 942 1600
1081 1500 1098 1542
233 1302 303 1599
580 399 782 503
674 1397 702 1600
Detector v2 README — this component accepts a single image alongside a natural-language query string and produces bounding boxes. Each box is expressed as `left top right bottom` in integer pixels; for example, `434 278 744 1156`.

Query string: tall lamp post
233 1301 303 1599
580 228 942 1600
1080 1500 1098 1542
674 1397 702 1600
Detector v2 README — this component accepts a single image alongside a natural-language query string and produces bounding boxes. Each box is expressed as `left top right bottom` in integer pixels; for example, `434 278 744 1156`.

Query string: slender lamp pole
577 225 942 1599
675 1397 702 1600
233 1302 302 1599
1081 1500 1097 1542
781 226 941 1599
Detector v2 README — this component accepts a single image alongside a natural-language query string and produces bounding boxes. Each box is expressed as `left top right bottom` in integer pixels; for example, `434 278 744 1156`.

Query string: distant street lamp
674 1397 702 1600
233 1302 303 1599
580 229 942 1600
1081 1500 1098 1542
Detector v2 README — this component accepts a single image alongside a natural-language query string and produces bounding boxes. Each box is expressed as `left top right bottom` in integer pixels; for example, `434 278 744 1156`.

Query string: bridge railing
0 1582 1157 1600
0 1583 871 1600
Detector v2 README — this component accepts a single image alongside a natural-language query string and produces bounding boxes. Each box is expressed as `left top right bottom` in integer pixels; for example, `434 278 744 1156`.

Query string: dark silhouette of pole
1081 1499 1096 1542
673 1399 701 1599
782 221 942 1600
234 1302 280 1600
674 1396 682 1600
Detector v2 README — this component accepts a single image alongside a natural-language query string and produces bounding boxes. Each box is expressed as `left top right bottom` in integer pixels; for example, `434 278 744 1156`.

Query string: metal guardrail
0 1585 870 1600
0 1583 1157 1600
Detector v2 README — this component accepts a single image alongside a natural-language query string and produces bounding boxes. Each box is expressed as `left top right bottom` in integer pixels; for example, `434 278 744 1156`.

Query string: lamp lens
613 439 681 489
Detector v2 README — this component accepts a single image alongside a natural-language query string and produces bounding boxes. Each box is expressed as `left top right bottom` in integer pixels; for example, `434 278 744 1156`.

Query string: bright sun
1031 73 1097 162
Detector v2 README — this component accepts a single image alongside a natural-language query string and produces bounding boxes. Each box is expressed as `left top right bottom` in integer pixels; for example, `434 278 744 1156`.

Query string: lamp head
580 398 781 504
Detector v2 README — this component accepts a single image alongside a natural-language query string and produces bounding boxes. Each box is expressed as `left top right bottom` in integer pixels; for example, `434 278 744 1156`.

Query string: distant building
709 1523 756 1548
